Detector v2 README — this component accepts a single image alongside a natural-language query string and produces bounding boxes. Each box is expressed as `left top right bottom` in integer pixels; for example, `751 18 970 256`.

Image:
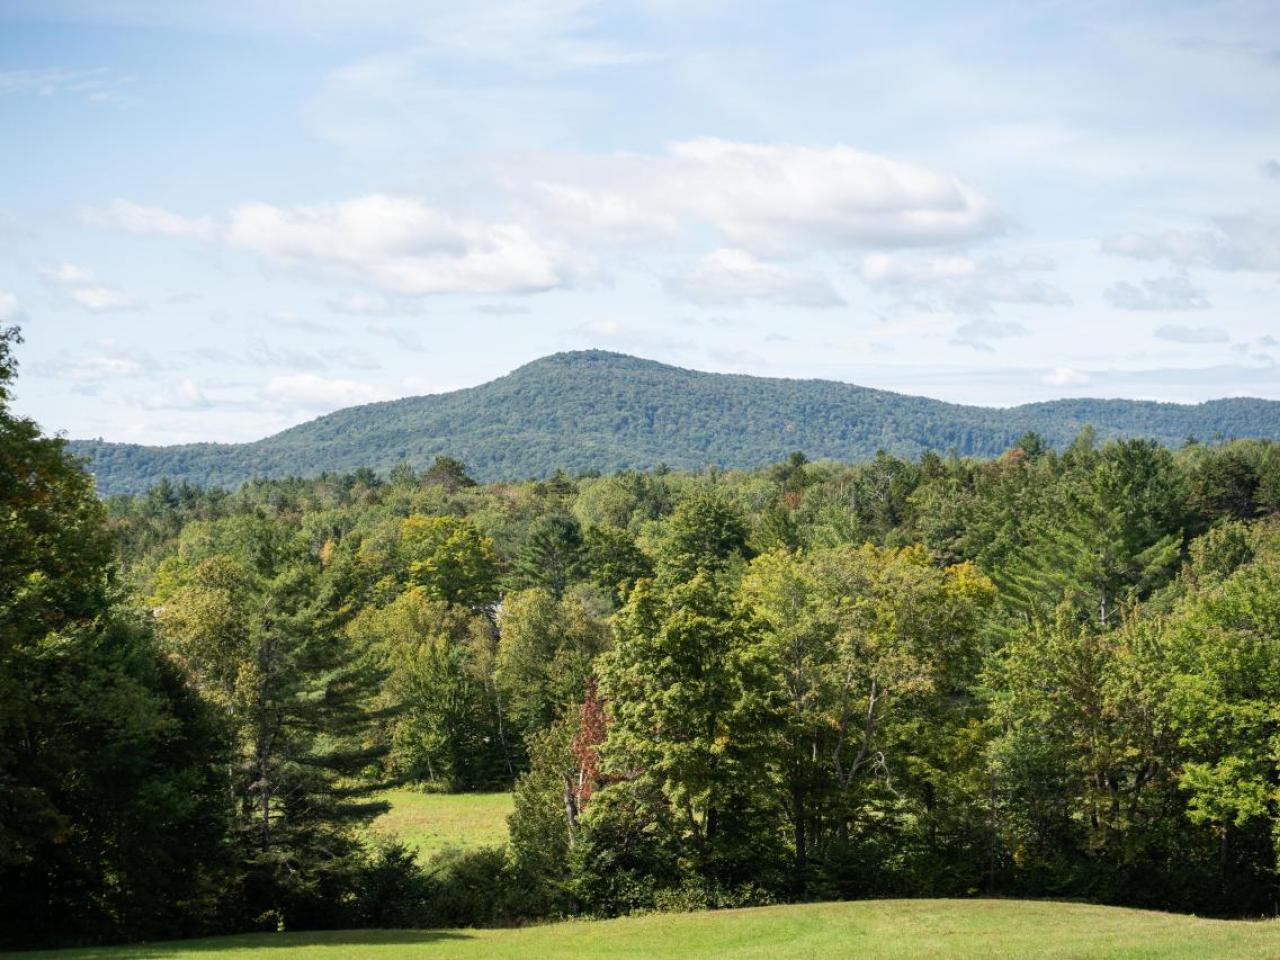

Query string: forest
68 350 1280 495
6 325 1280 949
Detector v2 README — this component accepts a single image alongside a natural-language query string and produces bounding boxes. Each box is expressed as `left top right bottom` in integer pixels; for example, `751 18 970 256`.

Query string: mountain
68 350 1280 495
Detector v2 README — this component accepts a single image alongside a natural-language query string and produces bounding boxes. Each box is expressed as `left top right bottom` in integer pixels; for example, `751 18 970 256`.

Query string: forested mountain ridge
69 350 1280 494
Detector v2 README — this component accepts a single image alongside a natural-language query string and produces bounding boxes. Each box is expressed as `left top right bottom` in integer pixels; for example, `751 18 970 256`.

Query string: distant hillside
68 350 1280 495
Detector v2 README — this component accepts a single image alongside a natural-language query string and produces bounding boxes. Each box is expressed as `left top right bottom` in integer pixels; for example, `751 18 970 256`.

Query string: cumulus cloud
228 194 578 295
128 378 212 411
860 252 1070 314
0 291 21 323
261 373 390 412
1104 274 1211 310
50 354 147 382
1102 216 1280 272
79 140 1005 308
1155 324 1230 343
524 139 1004 255
40 262 140 313
82 199 214 239
664 248 845 308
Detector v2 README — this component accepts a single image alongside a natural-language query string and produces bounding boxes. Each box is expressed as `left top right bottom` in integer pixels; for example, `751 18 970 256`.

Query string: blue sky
1 0 1277 445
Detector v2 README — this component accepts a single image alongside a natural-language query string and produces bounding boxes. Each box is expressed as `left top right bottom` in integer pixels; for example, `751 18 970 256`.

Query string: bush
348 842 433 927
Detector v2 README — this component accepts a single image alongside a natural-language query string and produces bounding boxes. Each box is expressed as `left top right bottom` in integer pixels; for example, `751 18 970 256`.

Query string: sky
0 0 1278 446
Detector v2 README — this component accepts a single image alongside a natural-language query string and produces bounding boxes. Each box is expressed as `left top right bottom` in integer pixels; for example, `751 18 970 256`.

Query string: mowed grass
363 790 512 858
13 900 1280 960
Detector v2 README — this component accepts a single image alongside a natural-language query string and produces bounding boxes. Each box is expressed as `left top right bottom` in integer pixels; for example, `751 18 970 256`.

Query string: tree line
5 327 1280 947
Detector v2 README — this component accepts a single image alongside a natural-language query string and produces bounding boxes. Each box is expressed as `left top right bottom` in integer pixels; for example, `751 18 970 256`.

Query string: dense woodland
7 326 1280 948
70 350 1280 494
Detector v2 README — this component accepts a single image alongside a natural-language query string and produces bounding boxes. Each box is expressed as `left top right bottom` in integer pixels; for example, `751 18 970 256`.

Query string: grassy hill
12 900 1280 959
68 350 1280 495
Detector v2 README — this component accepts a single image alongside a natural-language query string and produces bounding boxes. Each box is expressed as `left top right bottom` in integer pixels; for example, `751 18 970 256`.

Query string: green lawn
12 900 1280 960
363 790 513 858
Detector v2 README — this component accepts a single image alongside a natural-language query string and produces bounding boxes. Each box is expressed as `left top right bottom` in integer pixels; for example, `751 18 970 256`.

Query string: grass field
12 899 1280 960
363 790 512 858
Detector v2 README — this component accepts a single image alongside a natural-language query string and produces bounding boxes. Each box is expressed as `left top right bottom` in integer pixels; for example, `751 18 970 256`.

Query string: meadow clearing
363 790 513 858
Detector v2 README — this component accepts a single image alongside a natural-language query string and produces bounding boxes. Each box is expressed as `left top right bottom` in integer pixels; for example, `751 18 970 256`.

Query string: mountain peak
515 350 676 374
68 353 1280 495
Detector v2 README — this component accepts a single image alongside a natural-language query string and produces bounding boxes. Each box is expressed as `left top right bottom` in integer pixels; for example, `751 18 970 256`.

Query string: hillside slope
69 350 1280 494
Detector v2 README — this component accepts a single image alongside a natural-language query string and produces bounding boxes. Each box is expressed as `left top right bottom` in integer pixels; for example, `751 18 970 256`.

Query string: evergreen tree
153 517 385 928
0 328 231 947
583 524 654 603
514 513 587 597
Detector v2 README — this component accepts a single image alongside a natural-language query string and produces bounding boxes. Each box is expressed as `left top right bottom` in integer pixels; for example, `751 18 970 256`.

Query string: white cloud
82 199 214 239
43 263 95 285
40 262 140 313
861 253 979 285
1102 217 1280 272
1262 160 1280 181
525 139 1004 255
228 194 578 295
860 252 1071 314
261 373 390 412
129 378 212 411
1105 274 1211 311
0 291 21 323
68 286 140 312
0 66 129 102
1043 367 1090 387
1155 324 1230 344
664 248 845 308
56 355 147 381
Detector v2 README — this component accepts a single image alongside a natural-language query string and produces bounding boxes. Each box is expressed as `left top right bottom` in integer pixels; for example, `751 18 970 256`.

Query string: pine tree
514 513 586 597
154 517 386 928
